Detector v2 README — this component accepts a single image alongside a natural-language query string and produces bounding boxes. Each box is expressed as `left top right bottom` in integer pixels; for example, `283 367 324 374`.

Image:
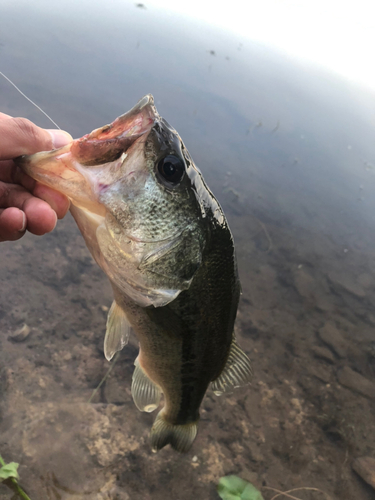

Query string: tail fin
150 410 198 453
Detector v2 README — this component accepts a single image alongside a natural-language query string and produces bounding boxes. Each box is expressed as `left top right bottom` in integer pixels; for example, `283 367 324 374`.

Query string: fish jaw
17 143 105 216
15 94 158 216
70 94 157 166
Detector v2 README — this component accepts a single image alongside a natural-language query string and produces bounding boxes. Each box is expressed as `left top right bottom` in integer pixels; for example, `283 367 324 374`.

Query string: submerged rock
318 323 347 359
8 323 31 342
311 346 335 363
337 366 375 399
306 364 331 383
352 456 375 489
328 271 366 298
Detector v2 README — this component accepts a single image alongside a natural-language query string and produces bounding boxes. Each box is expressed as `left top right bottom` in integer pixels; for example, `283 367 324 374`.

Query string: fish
16 95 252 452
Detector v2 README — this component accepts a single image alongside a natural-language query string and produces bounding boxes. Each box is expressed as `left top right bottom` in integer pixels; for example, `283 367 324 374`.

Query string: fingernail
47 129 73 149
51 211 58 231
20 211 27 232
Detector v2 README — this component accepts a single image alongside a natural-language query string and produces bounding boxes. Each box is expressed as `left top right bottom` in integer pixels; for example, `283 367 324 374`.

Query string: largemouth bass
16 95 252 452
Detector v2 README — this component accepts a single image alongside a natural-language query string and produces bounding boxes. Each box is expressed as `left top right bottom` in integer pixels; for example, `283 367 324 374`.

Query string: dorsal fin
211 338 253 396
104 301 131 361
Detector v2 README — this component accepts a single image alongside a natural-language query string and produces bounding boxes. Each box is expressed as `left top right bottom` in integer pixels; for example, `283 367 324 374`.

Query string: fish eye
157 155 185 187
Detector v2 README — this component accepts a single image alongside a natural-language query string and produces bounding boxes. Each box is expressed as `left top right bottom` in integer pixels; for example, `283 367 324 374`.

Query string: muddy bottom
0 190 374 500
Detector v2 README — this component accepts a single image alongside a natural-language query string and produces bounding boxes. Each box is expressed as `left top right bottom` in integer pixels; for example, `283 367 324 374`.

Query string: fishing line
0 71 61 129
87 351 121 404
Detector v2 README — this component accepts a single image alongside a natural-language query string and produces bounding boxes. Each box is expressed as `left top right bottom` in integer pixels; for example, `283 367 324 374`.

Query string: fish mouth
70 94 158 166
15 95 158 214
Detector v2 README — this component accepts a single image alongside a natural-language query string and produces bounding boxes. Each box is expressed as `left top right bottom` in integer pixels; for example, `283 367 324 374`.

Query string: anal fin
131 358 161 413
212 338 253 396
104 301 131 361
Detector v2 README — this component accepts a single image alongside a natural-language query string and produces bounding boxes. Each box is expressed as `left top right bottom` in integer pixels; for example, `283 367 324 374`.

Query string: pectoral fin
211 339 253 396
131 358 161 413
104 301 131 361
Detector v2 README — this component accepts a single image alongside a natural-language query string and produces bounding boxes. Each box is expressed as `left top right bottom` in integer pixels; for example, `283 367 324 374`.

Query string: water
1 1 375 499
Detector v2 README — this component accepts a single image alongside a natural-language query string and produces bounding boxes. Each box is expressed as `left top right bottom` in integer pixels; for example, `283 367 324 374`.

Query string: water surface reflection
0 1 375 499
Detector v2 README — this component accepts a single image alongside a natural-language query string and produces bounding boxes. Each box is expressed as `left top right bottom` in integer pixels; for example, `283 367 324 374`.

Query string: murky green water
0 1 375 499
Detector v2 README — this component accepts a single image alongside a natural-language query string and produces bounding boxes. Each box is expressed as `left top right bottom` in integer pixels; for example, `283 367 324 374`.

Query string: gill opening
0 71 61 129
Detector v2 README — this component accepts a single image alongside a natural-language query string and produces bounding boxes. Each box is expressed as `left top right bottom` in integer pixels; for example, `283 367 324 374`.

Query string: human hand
0 112 72 242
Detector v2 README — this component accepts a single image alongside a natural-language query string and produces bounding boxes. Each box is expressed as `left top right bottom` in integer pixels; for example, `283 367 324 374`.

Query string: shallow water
1 1 375 499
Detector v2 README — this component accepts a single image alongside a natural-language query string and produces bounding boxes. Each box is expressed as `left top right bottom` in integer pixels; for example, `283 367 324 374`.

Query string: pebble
328 271 366 298
306 364 331 383
318 323 347 358
293 269 332 311
337 366 375 399
8 323 31 342
352 456 375 489
311 346 335 363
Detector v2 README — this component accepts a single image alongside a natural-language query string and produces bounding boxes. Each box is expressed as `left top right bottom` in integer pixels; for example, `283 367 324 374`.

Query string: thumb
46 128 74 149
0 117 72 160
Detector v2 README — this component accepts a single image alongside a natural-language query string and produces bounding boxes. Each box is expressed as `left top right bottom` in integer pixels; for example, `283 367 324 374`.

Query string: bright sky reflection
145 0 375 92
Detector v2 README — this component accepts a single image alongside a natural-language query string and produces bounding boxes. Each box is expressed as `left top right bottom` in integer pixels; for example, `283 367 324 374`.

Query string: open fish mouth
15 95 158 215
70 94 157 166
